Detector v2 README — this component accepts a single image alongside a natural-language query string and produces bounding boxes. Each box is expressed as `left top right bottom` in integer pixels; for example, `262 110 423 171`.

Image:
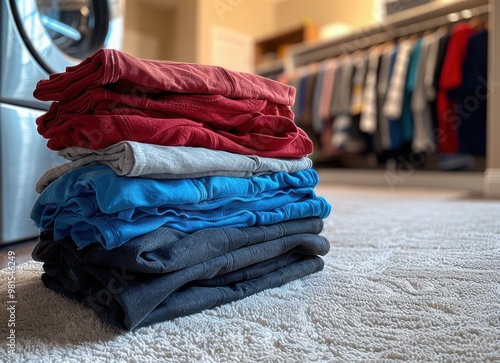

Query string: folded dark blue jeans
32 218 329 331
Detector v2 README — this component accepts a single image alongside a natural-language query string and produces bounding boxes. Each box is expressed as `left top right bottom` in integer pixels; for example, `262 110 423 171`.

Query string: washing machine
0 0 124 244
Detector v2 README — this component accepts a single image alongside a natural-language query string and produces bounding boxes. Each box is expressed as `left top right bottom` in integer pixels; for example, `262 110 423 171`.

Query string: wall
275 0 377 33
123 0 274 66
123 0 379 65
174 0 199 63
123 0 198 63
123 0 171 59
197 0 276 66
122 0 459 65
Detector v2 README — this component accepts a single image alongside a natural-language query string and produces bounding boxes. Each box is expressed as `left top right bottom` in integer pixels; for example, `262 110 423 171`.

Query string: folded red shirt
36 88 294 135
39 109 313 157
33 49 296 106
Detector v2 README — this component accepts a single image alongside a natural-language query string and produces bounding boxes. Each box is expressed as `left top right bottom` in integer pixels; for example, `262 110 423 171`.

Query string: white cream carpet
1 185 499 362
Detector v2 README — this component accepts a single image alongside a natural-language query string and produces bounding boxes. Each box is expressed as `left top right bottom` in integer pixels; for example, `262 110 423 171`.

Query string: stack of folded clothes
30 49 332 331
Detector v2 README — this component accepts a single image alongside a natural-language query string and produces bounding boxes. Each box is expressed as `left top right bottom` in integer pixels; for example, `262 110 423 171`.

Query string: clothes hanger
437 24 449 34
408 33 420 41
423 29 433 37
468 16 483 30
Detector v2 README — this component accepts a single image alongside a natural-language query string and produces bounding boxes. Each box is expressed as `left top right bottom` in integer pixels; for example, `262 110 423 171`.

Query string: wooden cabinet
254 23 318 77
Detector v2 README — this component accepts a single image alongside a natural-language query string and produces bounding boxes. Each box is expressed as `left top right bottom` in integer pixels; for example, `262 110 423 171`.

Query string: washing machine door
12 0 123 74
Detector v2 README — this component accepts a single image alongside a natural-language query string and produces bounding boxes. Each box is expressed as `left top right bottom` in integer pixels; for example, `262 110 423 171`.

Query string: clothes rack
287 0 489 70
271 0 500 197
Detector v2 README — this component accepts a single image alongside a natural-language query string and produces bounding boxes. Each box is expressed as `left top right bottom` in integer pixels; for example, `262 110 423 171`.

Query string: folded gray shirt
36 141 313 193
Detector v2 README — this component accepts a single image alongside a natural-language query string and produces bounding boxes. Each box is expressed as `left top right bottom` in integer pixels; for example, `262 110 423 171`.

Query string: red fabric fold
39 110 312 157
34 49 296 106
36 88 294 135
33 49 311 157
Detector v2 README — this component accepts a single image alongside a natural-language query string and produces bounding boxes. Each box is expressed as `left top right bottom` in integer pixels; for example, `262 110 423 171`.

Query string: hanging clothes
318 59 338 156
311 61 328 135
318 59 337 123
402 36 423 145
360 45 382 135
456 28 488 156
293 64 319 131
437 21 478 154
348 51 370 153
330 54 355 151
330 53 368 154
272 12 488 170
350 51 368 117
377 42 397 154
411 32 436 154
383 38 415 152
425 27 450 136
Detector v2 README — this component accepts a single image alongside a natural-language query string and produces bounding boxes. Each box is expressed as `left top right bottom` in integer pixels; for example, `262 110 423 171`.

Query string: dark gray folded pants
32 217 330 331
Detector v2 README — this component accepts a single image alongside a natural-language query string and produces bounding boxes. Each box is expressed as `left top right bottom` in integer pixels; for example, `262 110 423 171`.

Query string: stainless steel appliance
0 0 123 244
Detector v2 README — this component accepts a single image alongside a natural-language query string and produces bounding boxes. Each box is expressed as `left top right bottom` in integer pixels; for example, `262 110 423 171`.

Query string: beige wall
123 0 172 60
275 0 377 33
175 0 199 63
197 0 275 65
123 0 379 63
123 0 274 64
123 0 198 63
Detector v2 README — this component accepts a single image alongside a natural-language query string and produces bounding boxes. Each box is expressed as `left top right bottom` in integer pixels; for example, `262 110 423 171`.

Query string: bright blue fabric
31 164 331 250
32 164 320 213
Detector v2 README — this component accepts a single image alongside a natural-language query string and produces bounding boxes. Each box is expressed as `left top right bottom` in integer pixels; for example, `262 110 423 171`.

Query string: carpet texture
1 185 499 362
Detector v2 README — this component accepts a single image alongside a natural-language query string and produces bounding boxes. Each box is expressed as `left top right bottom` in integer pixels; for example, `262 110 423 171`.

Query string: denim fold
32 218 329 331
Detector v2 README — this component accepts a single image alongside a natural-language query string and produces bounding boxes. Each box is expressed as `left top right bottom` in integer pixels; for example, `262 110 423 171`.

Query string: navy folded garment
31 164 331 249
32 218 330 331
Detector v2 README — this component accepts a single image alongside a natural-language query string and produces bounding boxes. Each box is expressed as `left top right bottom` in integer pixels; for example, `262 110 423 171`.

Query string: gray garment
360 46 381 134
423 27 448 102
36 142 313 193
331 55 355 150
383 39 415 120
349 51 368 116
329 56 347 117
377 44 395 150
411 35 435 153
311 61 327 134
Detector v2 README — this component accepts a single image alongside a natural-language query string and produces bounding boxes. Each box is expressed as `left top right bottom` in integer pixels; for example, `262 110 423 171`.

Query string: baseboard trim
317 169 485 193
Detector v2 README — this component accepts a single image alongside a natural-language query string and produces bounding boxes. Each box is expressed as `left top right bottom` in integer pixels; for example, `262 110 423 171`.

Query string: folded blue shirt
32 164 320 213
31 165 331 249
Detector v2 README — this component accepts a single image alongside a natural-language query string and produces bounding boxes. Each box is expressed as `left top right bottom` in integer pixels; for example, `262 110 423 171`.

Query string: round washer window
36 0 109 60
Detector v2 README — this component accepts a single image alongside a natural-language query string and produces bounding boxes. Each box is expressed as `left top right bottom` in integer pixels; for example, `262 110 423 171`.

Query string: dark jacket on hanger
456 29 488 156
